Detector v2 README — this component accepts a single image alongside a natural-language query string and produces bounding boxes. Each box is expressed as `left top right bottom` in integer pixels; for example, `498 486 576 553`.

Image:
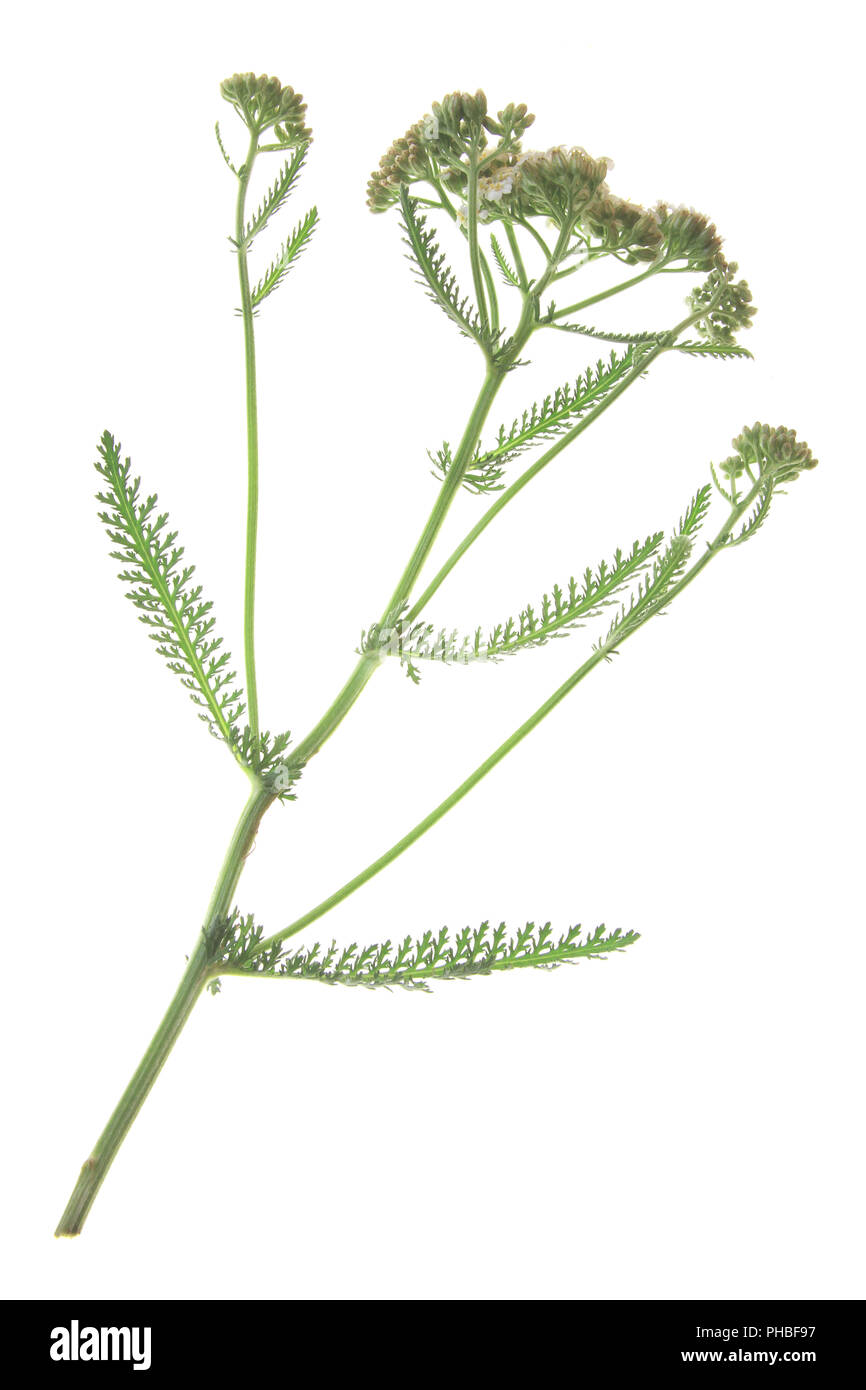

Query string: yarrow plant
56 76 817 1235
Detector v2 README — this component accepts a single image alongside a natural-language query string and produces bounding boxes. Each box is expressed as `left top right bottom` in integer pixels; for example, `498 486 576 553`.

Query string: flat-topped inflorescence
508 145 611 224
367 89 535 212
220 72 311 144
583 194 664 263
655 204 724 270
716 423 818 499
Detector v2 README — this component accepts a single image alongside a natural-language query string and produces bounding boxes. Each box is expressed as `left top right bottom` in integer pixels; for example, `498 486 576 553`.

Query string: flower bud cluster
510 146 610 224
723 424 818 485
583 194 664 263
654 205 723 271
689 259 756 343
220 73 311 144
368 92 744 292
367 90 534 212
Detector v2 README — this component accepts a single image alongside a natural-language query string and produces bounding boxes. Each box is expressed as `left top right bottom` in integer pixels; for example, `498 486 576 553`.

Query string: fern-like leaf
489 233 522 287
214 121 238 175
431 349 641 493
243 144 308 244
249 207 318 308
229 726 300 794
361 534 663 678
600 485 713 650
94 432 250 761
399 188 497 353
545 318 665 346
482 534 665 656
676 339 754 360
210 915 639 992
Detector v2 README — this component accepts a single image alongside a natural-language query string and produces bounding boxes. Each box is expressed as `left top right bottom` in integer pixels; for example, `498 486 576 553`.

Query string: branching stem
549 261 664 320
56 110 756 1234
407 307 704 621
248 474 761 962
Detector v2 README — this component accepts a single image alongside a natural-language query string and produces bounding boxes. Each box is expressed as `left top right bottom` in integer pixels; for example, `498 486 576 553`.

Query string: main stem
56 352 508 1235
55 783 274 1236
56 209 688 1233
237 130 262 742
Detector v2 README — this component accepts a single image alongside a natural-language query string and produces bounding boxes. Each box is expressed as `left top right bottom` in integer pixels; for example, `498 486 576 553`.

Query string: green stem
517 216 553 261
237 129 262 742
479 251 500 337
432 173 500 336
249 478 759 963
550 262 663 320
466 148 490 338
283 237 575 770
57 324 514 1236
282 230 571 767
407 349 661 620
253 651 614 957
382 368 505 620
406 304 707 622
284 366 511 770
505 221 529 289
55 783 274 1236
58 188 706 1234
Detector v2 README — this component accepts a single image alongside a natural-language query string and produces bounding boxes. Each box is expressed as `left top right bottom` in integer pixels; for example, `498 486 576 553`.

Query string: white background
2 0 863 1300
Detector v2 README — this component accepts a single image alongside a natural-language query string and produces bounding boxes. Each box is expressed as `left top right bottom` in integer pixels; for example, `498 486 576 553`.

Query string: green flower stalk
55 74 817 1237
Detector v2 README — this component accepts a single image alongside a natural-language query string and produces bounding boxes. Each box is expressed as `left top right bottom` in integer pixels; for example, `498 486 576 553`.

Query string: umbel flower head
510 146 610 225
583 193 664 263
220 72 310 144
723 424 818 486
655 205 723 271
367 89 534 212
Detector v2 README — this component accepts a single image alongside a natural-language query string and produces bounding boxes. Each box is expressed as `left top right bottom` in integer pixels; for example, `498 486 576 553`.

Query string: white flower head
478 170 514 204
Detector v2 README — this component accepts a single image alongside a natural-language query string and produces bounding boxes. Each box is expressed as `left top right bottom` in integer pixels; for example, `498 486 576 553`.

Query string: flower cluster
688 259 756 343
367 125 438 211
367 90 534 212
655 205 723 271
509 146 610 225
220 72 310 144
369 89 754 323
583 193 664 263
722 424 818 486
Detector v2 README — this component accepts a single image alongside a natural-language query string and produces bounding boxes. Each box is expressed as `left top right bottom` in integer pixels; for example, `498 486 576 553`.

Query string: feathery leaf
431 348 641 493
361 534 663 677
600 485 713 650
210 913 639 992
399 188 498 353
489 232 522 287
676 339 754 361
214 121 238 175
545 319 665 346
94 432 248 761
249 207 318 307
243 144 308 244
